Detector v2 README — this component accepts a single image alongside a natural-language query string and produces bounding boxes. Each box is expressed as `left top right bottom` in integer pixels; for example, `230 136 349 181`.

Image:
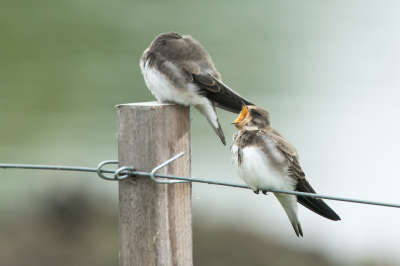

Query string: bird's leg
253 190 260 194
262 190 268 195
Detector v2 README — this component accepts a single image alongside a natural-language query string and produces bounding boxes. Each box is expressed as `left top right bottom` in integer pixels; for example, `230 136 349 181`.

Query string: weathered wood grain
117 102 192 266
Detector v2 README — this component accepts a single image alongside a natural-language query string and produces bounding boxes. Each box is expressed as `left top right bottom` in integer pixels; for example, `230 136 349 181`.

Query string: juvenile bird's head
232 104 271 131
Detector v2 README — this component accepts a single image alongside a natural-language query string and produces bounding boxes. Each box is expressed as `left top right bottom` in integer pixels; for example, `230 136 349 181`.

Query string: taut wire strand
1 152 400 209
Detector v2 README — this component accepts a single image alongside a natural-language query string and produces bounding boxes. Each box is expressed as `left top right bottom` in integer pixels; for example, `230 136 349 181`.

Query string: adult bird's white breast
140 57 222 131
140 58 208 107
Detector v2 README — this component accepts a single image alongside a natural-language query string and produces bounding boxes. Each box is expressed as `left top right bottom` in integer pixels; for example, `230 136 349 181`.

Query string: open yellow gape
233 104 249 124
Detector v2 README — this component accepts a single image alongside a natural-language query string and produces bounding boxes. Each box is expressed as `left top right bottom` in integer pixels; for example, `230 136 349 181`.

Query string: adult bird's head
232 103 271 131
148 32 183 57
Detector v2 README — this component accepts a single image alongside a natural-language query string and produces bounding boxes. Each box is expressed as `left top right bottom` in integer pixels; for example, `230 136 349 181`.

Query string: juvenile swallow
140 32 254 145
231 104 340 237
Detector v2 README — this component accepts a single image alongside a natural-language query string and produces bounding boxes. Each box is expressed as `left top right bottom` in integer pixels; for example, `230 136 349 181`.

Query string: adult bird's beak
232 103 249 125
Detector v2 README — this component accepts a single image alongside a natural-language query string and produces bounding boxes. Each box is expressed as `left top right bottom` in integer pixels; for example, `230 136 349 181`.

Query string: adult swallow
231 104 340 237
140 32 254 145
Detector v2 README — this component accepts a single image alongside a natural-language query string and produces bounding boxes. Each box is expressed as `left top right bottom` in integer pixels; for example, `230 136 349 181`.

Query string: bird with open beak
140 32 254 145
231 103 340 237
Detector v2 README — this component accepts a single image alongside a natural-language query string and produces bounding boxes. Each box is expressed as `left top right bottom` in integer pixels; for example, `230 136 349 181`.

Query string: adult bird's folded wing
193 73 254 114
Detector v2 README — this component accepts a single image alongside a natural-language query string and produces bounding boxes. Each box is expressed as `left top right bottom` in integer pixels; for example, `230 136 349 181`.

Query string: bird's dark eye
253 111 261 118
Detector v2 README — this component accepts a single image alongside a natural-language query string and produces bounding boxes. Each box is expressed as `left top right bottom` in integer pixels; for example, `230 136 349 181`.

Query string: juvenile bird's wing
267 130 341 221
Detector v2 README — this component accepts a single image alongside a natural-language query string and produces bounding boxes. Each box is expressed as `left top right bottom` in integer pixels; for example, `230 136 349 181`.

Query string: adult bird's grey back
140 32 254 145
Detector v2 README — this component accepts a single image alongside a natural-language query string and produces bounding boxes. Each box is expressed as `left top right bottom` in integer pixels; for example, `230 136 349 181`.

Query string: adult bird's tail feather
194 102 226 145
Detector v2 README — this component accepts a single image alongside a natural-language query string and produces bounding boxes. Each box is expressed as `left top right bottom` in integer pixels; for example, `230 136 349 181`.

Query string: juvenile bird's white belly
231 145 296 192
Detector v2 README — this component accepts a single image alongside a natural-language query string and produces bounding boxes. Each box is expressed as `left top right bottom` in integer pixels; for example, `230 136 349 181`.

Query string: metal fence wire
1 152 400 208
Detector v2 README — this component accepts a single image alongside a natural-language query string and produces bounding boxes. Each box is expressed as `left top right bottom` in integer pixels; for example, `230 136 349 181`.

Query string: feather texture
232 128 341 236
140 32 255 144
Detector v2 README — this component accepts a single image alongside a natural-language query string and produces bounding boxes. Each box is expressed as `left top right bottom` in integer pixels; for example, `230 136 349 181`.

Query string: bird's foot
253 190 260 194
262 191 268 195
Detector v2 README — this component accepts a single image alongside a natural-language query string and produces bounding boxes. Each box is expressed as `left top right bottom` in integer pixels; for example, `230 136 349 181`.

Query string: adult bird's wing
192 73 254 114
157 34 254 113
270 130 341 221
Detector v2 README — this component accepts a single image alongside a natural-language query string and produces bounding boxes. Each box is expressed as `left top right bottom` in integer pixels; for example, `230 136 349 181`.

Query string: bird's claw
253 190 260 194
262 191 268 195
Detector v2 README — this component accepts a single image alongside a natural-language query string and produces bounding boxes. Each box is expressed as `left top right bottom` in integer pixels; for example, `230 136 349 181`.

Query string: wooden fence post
117 102 192 266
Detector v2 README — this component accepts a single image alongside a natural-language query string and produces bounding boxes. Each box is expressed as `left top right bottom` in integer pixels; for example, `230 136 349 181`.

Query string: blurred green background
2 0 400 265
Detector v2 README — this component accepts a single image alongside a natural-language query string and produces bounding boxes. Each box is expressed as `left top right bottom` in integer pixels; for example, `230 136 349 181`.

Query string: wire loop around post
150 152 190 184
114 166 135 180
97 160 119 181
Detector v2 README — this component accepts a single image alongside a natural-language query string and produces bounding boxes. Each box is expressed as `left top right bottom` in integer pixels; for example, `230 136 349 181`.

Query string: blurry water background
1 0 400 265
